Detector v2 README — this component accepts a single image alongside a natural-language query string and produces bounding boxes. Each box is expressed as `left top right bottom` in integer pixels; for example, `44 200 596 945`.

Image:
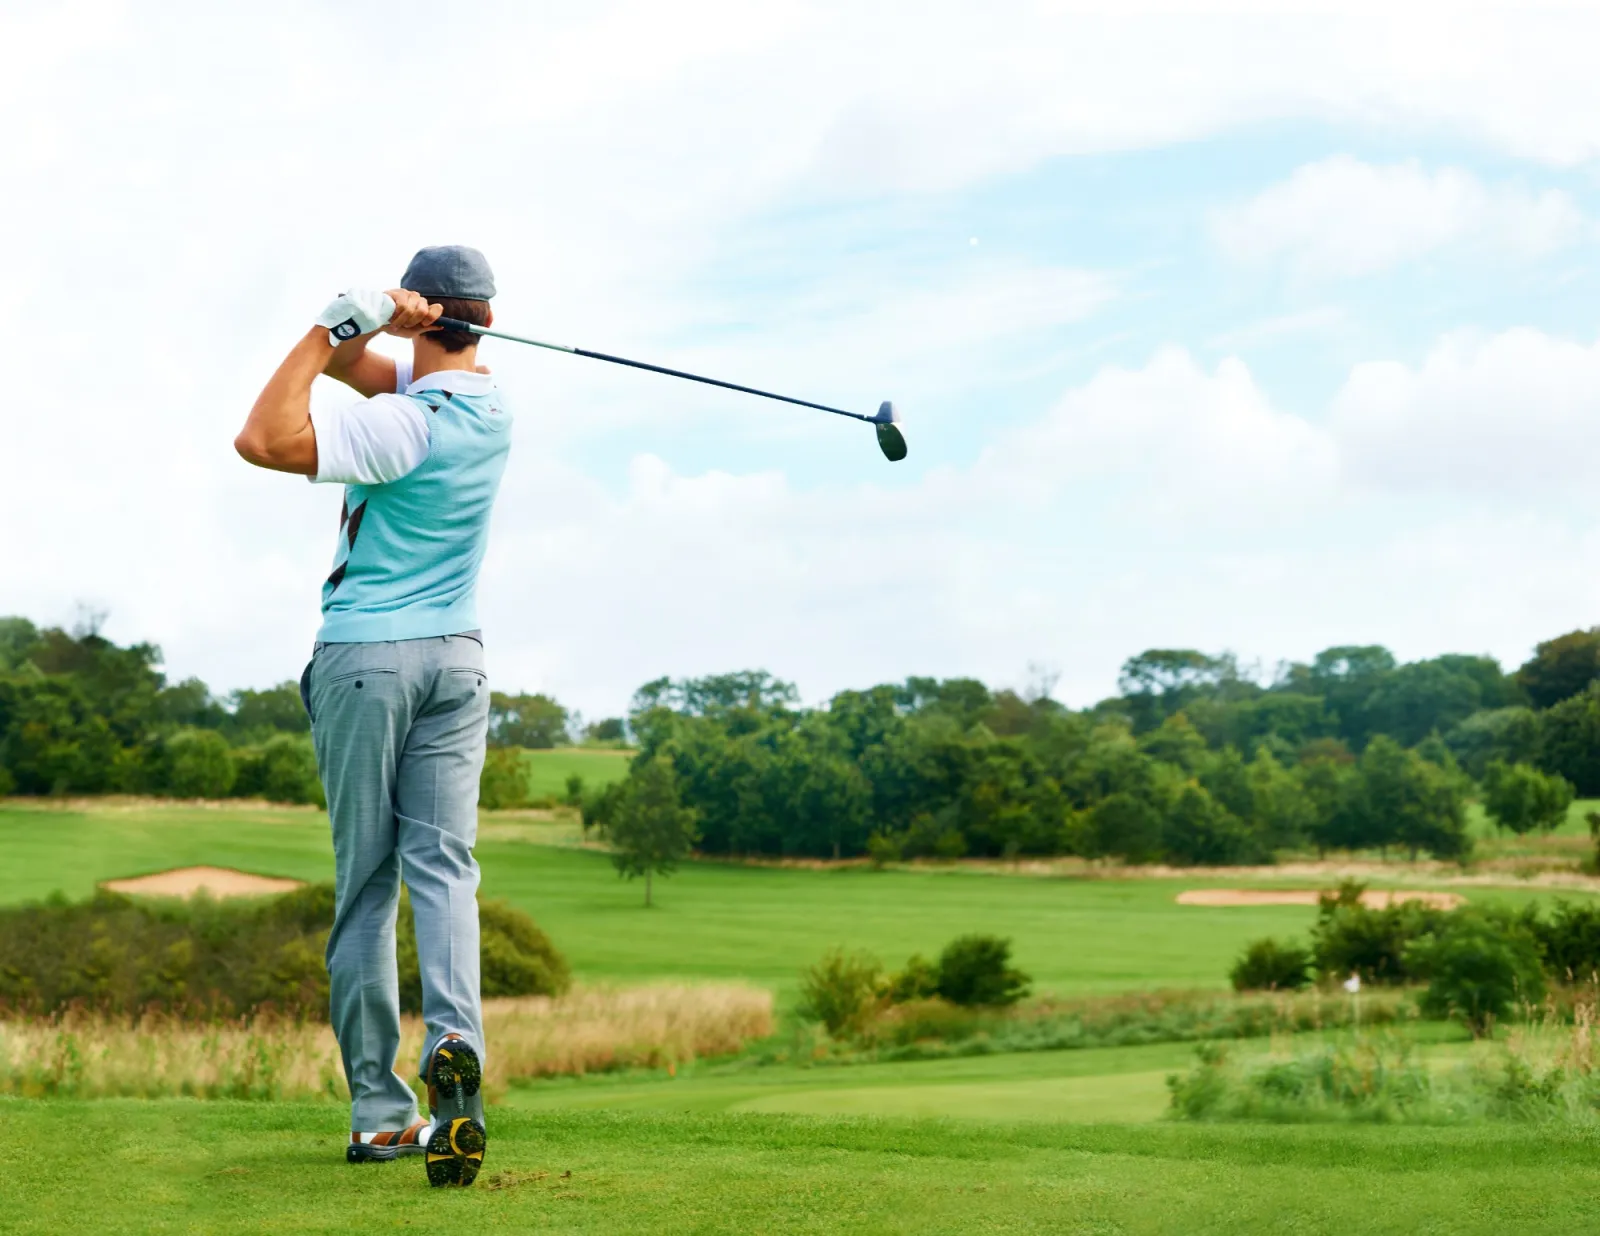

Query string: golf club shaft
434 317 877 424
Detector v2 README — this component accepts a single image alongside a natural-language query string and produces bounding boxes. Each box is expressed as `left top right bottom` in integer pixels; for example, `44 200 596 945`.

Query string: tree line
8 612 1600 870
586 633 1600 868
0 615 624 802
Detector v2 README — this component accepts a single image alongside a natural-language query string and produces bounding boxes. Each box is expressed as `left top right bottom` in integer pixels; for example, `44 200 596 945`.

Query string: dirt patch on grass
101 866 305 898
1176 888 1465 910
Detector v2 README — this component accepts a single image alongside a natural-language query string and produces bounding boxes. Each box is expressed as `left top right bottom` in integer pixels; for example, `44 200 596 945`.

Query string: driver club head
873 401 907 462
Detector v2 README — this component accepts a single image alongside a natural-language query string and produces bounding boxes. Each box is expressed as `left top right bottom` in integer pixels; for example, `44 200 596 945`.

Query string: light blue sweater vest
317 374 512 643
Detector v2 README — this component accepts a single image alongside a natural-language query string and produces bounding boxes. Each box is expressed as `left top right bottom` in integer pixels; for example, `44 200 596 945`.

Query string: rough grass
8 1098 1600 1233
0 984 772 1101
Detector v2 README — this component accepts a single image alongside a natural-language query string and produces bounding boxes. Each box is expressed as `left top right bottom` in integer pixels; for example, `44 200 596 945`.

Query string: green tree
1517 628 1600 709
1161 782 1262 866
1444 706 1539 779
1362 660 1483 747
1481 761 1574 835
583 717 627 745
1305 645 1397 748
1357 736 1471 861
1406 912 1545 1037
1138 712 1208 771
478 747 530 809
488 692 569 749
233 734 324 806
1537 685 1600 796
606 759 700 907
227 682 309 738
162 728 237 799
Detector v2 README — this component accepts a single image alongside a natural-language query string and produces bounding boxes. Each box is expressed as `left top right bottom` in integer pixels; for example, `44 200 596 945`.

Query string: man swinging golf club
234 245 509 1187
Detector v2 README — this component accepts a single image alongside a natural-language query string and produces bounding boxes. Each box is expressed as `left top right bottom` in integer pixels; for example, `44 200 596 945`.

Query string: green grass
8 1096 1600 1233
3 799 1596 1001
521 748 631 800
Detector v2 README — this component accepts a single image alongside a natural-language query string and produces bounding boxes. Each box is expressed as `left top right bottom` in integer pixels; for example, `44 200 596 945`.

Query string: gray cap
400 245 496 300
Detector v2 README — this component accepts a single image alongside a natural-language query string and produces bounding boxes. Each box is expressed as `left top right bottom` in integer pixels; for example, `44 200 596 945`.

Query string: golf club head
873 401 907 462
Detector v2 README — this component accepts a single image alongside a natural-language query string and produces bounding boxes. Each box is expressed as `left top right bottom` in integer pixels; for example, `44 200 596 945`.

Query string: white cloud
1214 157 1587 277
1331 328 1600 496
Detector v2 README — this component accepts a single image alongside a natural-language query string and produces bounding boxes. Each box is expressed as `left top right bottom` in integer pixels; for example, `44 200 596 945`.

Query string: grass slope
522 748 631 800
3 800 1596 1000
8 1098 1600 1233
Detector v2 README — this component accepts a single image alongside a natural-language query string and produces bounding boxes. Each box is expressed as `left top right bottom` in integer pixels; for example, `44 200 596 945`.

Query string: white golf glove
315 289 395 346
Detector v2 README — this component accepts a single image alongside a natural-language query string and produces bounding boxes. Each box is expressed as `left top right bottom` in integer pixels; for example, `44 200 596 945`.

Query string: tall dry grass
0 983 773 1101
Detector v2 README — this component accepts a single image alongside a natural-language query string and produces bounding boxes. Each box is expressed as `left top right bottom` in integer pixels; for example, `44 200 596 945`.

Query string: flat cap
400 245 496 300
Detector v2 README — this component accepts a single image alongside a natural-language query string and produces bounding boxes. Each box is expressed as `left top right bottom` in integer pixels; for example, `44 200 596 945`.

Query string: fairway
8 1097 1600 1233
3 800 1596 1000
522 748 631 799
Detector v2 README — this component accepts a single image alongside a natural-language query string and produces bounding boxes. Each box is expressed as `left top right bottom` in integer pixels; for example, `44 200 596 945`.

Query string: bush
1405 912 1545 1037
1482 760 1574 834
163 728 237 799
1309 885 1444 986
478 747 530 810
1531 899 1600 983
0 884 568 1020
886 954 940 1003
797 947 884 1036
233 734 323 806
935 935 1030 1007
1229 938 1311 992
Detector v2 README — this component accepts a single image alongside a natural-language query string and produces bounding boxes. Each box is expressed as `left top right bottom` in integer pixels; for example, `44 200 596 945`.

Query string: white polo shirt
310 359 495 487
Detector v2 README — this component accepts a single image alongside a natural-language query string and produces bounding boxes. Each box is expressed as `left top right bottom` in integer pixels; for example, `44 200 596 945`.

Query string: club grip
433 316 477 332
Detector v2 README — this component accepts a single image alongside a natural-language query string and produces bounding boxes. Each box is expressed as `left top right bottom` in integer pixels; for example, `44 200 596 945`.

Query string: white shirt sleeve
309 394 431 485
394 355 413 393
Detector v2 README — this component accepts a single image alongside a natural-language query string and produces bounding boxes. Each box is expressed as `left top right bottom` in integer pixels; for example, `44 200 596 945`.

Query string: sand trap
1177 888 1465 910
101 866 305 898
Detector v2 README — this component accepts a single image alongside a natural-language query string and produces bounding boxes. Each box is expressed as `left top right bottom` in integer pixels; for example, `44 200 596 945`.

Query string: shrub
0 885 567 1020
935 935 1030 1007
163 728 237 799
1309 885 1444 986
234 734 324 806
797 947 884 1035
1405 912 1546 1037
478 747 530 810
886 954 940 1003
1534 900 1600 983
1482 760 1574 834
1229 938 1311 992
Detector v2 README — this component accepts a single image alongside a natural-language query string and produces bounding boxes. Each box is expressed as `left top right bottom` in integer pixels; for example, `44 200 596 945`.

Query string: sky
6 1 1600 721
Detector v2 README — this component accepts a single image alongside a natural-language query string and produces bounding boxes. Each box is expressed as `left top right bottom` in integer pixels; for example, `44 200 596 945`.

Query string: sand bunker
1177 888 1465 910
101 866 305 898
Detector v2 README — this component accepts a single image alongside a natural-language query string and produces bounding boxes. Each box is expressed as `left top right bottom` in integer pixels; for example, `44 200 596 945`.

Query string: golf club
433 317 908 462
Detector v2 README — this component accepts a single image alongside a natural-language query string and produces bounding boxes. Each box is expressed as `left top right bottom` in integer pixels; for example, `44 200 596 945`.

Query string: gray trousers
303 634 489 1132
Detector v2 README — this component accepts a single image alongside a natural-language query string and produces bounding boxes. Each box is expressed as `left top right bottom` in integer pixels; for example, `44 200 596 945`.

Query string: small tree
607 760 699 907
1229 938 1311 991
935 935 1030 1007
1482 760 1574 835
163 728 237 799
1405 912 1545 1037
478 747 531 810
797 947 884 1035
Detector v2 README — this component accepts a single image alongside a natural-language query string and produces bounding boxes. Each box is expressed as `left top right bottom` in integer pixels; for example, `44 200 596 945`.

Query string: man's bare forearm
234 327 331 475
324 334 399 399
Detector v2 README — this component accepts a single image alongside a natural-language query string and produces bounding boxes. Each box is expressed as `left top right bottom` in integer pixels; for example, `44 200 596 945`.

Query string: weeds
0 983 772 1101
1167 997 1600 1125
